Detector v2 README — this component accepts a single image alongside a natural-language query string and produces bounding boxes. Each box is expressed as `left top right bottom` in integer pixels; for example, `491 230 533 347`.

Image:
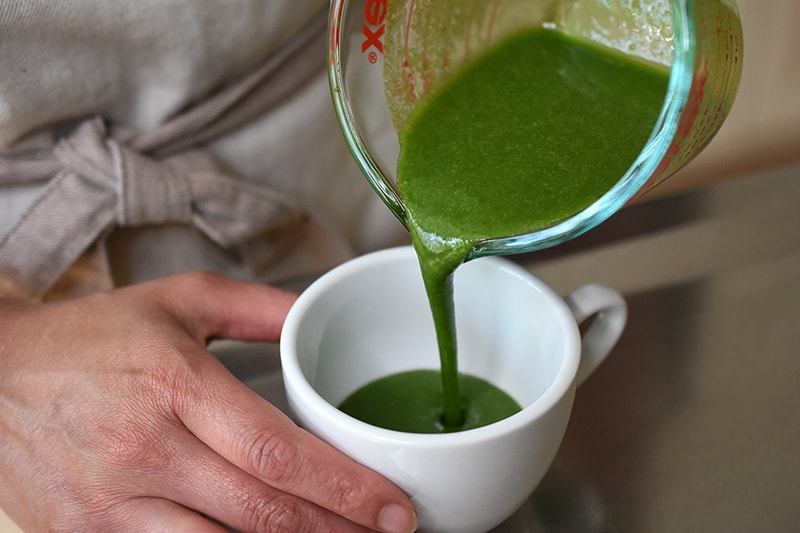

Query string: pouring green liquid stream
400 28 668 428
341 28 669 431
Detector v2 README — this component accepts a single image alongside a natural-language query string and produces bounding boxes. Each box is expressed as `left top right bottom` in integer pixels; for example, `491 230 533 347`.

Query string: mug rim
280 246 582 446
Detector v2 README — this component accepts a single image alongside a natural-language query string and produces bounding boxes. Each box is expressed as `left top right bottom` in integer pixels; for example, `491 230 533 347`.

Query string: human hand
0 272 417 533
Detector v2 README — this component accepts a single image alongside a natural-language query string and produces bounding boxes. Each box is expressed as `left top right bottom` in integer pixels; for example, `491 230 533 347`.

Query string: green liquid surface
346 28 668 432
397 29 669 246
338 370 522 433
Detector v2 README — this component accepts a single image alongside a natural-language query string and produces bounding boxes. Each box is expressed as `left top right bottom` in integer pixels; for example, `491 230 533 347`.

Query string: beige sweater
0 0 407 301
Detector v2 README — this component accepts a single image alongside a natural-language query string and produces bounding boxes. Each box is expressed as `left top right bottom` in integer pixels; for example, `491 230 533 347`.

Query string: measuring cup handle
563 283 627 386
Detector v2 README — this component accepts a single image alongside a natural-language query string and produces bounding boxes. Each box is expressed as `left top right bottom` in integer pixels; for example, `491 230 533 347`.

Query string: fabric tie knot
0 117 305 300
54 119 194 228
0 11 332 301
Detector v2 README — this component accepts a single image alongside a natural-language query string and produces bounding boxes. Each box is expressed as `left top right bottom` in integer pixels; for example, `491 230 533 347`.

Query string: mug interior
290 247 579 416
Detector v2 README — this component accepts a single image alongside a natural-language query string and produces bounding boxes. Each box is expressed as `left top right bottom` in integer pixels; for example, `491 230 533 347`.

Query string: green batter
342 28 668 432
339 370 521 433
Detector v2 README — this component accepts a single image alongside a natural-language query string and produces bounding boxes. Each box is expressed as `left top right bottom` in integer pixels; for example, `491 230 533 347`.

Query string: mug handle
563 283 627 386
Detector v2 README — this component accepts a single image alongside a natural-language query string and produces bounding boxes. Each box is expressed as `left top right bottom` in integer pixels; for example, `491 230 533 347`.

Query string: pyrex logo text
362 0 386 64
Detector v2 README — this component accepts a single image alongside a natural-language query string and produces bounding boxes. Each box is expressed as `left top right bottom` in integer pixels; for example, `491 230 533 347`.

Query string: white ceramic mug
280 246 626 532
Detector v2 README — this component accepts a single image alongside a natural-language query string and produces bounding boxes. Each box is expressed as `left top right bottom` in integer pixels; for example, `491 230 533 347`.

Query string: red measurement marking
403 0 418 99
486 0 500 42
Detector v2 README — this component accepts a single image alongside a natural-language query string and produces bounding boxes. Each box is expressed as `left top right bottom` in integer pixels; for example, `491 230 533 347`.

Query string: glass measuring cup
329 0 743 257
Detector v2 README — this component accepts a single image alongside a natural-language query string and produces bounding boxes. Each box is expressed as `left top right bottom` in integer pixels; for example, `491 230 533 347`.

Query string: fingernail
379 503 417 533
